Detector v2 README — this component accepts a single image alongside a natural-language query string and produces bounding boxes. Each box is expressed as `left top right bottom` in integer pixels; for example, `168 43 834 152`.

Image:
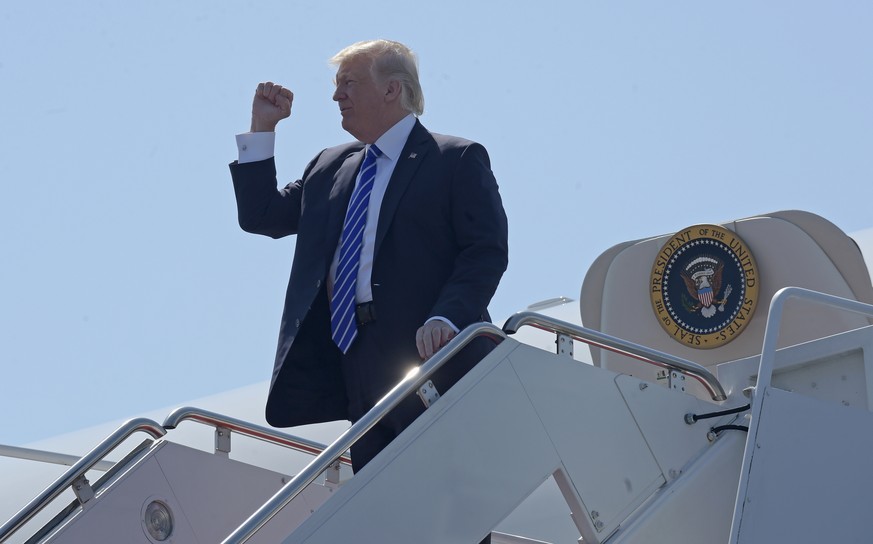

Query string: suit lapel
374 121 431 258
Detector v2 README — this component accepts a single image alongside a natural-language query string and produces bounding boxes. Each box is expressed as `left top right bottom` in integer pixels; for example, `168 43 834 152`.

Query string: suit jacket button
315 279 321 289
295 318 301 328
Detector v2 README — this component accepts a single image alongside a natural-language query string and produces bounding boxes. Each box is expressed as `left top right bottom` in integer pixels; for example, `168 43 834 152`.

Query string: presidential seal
650 224 759 349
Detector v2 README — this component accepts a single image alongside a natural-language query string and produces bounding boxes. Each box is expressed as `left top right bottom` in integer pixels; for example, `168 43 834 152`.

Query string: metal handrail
729 287 873 544
503 311 727 401
221 322 507 544
0 418 165 543
755 287 873 393
163 406 352 466
0 444 115 472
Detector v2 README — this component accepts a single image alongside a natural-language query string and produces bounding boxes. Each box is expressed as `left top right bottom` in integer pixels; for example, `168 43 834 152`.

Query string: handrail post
0 418 165 543
221 322 506 544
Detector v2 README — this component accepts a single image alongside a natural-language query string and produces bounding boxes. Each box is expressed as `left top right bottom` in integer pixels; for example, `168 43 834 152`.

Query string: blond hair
331 39 425 116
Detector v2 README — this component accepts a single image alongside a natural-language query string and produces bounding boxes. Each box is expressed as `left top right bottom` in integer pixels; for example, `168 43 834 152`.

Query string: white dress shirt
327 114 416 304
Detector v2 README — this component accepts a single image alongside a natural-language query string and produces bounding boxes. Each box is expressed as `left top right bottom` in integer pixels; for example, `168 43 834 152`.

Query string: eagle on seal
681 257 725 318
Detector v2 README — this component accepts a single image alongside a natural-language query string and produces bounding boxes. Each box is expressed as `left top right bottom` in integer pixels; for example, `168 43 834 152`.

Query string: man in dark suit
230 40 508 473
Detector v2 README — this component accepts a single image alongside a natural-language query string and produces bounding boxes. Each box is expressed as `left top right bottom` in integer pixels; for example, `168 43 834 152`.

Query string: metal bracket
71 475 95 505
590 509 604 532
669 370 688 393
215 426 232 457
556 333 574 358
324 460 341 486
416 380 441 408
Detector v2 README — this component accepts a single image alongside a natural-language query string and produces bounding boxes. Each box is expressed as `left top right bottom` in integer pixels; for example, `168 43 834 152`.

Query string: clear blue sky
2 1 871 444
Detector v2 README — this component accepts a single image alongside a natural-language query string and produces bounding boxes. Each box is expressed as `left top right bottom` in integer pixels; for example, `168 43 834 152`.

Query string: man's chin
340 121 364 141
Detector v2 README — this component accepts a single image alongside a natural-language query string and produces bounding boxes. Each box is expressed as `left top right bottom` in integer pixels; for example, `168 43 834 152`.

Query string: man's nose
332 88 343 101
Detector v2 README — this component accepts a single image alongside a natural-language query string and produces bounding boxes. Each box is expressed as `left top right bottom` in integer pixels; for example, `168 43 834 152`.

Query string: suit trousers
341 319 428 473
267 285 425 473
270 285 497 473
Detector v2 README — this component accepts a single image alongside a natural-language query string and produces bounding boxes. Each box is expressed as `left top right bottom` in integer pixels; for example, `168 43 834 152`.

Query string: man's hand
251 81 293 132
416 320 457 360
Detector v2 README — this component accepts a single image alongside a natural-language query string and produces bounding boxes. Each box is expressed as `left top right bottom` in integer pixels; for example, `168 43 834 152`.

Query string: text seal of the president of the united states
650 224 760 349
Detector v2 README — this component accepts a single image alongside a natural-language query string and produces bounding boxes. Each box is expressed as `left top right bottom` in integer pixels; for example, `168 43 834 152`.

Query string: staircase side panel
615 374 721 480
509 345 665 537
40 441 331 544
286 343 564 544
608 430 746 544
42 451 201 543
734 387 873 542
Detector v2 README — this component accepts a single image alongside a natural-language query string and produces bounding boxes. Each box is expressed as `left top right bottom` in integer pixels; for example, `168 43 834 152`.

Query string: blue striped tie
331 144 381 353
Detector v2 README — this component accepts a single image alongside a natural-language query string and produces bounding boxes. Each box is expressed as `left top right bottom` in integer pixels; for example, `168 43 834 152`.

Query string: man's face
333 56 388 143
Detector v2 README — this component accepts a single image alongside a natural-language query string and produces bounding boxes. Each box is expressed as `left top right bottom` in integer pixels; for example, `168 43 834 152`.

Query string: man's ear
384 80 401 102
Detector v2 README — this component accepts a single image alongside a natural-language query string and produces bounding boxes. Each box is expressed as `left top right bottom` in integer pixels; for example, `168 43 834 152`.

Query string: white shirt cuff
236 132 276 164
426 316 460 333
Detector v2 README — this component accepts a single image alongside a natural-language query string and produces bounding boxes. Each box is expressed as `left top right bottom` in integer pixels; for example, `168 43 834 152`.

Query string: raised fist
251 81 294 132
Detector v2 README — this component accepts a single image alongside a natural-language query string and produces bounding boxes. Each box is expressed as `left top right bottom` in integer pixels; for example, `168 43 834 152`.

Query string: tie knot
367 144 382 160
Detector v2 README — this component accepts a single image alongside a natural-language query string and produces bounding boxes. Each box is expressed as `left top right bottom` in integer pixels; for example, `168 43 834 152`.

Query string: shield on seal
698 286 713 308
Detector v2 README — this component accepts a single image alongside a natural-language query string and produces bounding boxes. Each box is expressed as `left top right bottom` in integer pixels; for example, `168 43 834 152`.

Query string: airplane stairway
1 319 743 544
261 327 741 544
11 296 873 543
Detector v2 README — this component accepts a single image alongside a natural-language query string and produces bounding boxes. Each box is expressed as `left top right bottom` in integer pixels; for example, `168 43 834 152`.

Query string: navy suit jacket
230 120 508 427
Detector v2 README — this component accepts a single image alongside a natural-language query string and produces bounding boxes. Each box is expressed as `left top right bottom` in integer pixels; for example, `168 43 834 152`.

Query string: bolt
594 520 604 531
591 511 599 519
639 382 648 390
